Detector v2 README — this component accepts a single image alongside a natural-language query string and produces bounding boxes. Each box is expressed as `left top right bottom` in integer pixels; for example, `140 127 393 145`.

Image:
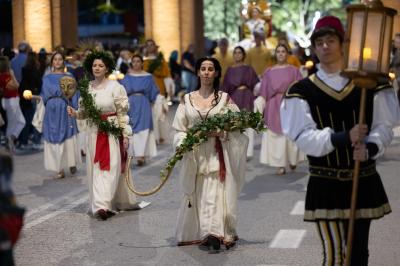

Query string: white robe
152 94 169 142
254 95 304 167
259 130 304 167
76 80 136 214
128 129 157 158
44 136 81 172
33 96 81 172
77 119 87 153
1 97 25 138
173 92 248 245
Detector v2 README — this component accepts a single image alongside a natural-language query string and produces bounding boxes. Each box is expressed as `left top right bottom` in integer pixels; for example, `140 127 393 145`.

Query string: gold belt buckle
336 169 353 181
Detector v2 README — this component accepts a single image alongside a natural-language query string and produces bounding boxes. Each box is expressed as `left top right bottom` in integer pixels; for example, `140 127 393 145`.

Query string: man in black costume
280 16 400 265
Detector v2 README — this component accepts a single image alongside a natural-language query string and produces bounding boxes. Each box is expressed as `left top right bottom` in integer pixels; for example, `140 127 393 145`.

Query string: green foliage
270 0 357 47
160 110 265 180
147 52 164 74
203 0 241 43
78 77 123 138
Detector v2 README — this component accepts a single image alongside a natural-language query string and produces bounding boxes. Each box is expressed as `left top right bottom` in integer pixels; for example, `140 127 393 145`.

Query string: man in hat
280 16 400 265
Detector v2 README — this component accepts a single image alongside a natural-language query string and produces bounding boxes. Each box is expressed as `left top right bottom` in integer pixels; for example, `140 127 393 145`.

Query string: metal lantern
343 0 397 82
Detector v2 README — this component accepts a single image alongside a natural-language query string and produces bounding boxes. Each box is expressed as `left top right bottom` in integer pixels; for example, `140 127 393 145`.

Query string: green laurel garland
159 110 265 180
78 77 123 138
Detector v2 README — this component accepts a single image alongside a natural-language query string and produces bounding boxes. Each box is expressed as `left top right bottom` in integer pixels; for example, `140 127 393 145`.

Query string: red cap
311 16 345 43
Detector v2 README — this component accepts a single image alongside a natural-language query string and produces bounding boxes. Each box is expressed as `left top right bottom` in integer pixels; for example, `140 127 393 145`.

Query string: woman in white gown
173 57 248 250
68 51 136 220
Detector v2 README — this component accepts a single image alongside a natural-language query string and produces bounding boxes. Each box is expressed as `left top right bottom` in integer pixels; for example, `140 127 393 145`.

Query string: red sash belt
93 113 127 173
215 137 226 182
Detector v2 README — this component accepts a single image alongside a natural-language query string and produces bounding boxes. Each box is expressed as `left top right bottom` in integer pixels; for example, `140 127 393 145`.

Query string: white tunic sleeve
280 97 335 157
366 88 400 159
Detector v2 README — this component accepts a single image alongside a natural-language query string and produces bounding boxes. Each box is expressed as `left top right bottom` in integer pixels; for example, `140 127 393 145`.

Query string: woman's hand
67 106 76 117
123 137 129 150
237 85 248 90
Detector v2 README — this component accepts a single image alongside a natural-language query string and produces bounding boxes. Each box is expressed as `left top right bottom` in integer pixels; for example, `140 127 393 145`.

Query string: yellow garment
245 46 273 76
143 58 170 96
287 55 302 68
212 50 234 83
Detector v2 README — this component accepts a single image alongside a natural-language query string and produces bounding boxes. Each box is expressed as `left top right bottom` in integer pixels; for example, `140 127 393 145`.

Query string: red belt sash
93 113 127 173
215 137 226 182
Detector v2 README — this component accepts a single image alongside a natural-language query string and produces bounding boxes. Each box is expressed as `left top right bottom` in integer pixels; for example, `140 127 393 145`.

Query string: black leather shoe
207 235 221 251
96 209 108 220
106 210 115 218
70 166 77 175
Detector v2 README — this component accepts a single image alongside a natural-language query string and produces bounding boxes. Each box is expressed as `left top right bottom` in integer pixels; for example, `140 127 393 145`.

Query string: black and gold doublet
285 74 391 221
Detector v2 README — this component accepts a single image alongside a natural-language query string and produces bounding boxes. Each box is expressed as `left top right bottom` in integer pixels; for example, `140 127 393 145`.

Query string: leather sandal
56 170 65 179
136 158 145 166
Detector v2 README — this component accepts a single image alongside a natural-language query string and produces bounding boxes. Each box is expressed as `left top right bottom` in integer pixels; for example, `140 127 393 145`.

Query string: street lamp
341 1 397 265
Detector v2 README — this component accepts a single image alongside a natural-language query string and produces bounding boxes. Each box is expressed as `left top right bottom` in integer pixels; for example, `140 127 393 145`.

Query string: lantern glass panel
380 15 392 73
348 11 364 70
363 12 383 72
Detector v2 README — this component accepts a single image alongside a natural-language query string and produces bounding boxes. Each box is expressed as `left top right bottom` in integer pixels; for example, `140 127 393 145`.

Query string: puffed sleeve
172 103 188 148
113 82 132 137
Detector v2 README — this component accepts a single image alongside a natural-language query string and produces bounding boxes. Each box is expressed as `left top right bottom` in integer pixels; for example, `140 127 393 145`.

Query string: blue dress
120 73 159 133
41 73 79 143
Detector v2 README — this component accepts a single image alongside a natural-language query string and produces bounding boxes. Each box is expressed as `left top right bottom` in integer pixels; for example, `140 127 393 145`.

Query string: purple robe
260 65 302 134
221 65 259 111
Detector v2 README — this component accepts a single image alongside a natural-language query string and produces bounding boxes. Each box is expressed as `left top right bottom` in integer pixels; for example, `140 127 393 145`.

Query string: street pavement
12 109 400 266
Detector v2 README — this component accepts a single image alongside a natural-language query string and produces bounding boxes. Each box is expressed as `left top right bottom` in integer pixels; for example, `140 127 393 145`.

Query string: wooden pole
345 87 367 266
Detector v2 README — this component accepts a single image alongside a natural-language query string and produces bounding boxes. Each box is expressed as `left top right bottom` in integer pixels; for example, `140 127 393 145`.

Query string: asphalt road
12 111 400 266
